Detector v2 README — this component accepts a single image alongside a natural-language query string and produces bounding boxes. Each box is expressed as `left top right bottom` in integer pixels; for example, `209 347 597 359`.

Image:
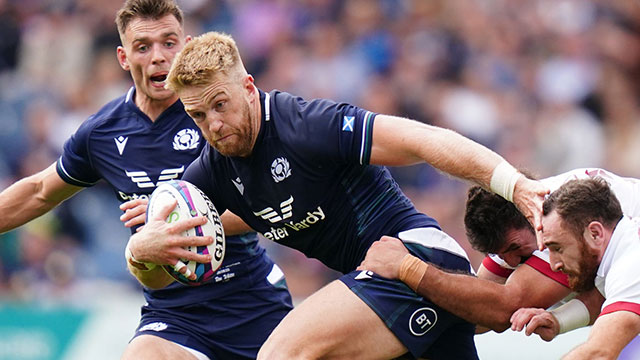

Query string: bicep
369 115 431 166
39 163 84 204
476 264 508 284
369 115 498 187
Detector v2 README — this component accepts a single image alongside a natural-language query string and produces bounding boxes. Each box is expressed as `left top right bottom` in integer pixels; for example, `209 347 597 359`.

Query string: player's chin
152 87 174 99
214 140 251 157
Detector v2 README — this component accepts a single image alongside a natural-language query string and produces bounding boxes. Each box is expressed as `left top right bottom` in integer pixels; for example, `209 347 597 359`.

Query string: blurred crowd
0 0 639 303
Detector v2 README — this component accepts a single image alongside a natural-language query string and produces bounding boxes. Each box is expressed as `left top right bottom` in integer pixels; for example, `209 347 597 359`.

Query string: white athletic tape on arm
125 240 156 271
490 162 523 202
550 298 590 334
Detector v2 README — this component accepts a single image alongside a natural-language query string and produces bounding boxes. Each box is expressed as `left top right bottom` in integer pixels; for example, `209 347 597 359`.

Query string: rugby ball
146 180 225 286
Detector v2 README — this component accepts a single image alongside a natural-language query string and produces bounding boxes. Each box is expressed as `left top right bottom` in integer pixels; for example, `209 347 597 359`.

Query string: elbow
489 322 511 333
487 298 523 332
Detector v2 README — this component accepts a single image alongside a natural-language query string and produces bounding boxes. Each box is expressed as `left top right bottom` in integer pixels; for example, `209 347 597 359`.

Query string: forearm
220 210 253 235
416 264 520 331
0 164 80 233
576 289 605 325
127 262 174 289
563 344 618 360
562 311 640 360
416 125 501 188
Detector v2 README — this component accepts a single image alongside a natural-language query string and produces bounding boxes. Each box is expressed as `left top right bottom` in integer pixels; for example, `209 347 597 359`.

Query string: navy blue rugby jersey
57 87 270 307
184 90 439 274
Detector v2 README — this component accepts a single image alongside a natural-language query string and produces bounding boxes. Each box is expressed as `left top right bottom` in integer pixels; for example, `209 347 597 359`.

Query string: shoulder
76 92 132 136
270 90 345 121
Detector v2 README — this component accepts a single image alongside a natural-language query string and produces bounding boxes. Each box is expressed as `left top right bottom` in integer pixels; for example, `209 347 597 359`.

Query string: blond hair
167 32 245 93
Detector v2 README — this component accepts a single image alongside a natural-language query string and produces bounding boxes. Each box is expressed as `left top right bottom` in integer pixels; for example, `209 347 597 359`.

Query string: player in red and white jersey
358 168 640 334
480 167 640 283
510 178 640 359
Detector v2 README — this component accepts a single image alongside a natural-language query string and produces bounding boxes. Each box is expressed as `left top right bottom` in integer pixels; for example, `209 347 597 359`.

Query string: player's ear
117 46 130 71
244 74 255 92
585 221 605 248
184 35 192 44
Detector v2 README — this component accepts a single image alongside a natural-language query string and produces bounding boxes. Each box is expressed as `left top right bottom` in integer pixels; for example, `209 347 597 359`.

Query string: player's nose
549 255 562 272
504 254 520 267
151 44 167 65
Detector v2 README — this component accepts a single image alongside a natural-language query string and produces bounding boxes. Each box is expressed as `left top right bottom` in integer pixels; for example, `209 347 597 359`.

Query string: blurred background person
0 0 639 359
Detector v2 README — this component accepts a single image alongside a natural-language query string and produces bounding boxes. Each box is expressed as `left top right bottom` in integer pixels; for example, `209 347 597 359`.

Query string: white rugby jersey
596 216 640 317
483 168 640 284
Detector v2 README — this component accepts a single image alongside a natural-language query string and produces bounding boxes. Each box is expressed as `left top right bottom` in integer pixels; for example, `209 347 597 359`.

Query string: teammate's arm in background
0 163 83 234
358 236 571 331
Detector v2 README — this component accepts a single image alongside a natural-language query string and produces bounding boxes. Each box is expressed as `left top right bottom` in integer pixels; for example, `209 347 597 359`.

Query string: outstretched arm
358 236 570 331
370 115 548 237
510 288 605 341
563 311 640 360
0 163 83 234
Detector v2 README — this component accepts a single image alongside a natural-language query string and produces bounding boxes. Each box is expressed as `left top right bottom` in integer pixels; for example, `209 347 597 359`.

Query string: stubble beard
567 242 599 293
213 101 254 158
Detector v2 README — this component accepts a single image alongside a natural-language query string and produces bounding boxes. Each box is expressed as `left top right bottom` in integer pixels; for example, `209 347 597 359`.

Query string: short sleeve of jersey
524 250 569 287
183 146 228 214
600 262 640 316
481 254 514 278
272 92 377 166
600 222 640 316
56 116 101 187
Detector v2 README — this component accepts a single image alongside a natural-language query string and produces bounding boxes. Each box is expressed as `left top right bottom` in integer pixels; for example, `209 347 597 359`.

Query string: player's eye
215 101 226 111
165 41 175 48
137 45 148 53
190 112 205 122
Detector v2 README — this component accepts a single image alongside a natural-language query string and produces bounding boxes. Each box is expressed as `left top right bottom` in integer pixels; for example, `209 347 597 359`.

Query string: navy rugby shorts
132 264 293 360
340 227 479 360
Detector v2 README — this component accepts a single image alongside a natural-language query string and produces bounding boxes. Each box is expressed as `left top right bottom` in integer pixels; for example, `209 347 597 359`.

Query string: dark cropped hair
464 186 532 253
115 0 184 37
543 178 623 238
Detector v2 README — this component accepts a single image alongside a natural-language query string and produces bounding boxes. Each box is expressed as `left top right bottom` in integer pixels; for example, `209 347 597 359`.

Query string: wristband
549 299 590 334
490 162 522 202
125 241 156 271
398 254 429 292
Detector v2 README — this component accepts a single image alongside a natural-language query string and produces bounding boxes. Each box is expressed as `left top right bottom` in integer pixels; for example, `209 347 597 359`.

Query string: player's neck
135 93 179 122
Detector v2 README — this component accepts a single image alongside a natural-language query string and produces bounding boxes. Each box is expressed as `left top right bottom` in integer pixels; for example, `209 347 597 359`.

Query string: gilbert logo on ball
147 180 225 286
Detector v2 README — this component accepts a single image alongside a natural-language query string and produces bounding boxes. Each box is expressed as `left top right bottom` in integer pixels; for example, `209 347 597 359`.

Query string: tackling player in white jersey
359 168 640 338
510 178 640 359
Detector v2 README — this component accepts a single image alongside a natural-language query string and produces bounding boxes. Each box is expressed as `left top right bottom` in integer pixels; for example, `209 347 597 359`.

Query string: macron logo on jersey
232 177 244 195
342 116 354 132
115 136 128 155
254 196 294 223
125 167 184 188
